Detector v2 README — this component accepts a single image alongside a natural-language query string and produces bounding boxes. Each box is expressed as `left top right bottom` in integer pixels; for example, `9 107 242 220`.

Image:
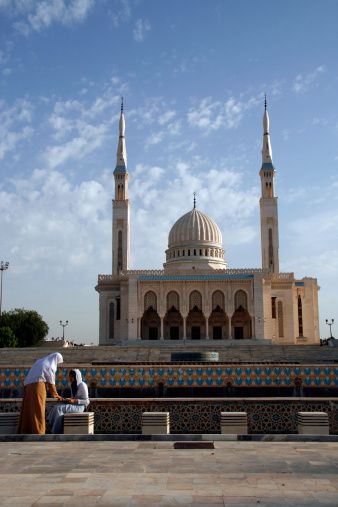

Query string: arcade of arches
140 289 253 340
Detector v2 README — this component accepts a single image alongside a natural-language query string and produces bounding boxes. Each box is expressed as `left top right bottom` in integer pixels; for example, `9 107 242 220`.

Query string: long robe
17 382 58 435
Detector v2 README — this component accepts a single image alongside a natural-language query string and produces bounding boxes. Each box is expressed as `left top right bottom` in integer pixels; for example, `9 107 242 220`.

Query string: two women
48 369 89 434
18 352 64 434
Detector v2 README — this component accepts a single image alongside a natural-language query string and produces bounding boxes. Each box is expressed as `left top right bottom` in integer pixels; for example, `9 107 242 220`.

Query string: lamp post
325 318 334 339
59 320 69 340
0 261 9 318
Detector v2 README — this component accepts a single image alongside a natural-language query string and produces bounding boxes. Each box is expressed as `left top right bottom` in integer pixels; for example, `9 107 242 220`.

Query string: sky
1 0 338 343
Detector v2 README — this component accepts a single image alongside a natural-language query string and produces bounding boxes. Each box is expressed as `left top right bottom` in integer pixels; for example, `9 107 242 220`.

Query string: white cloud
0 99 33 159
133 18 151 42
45 90 121 167
187 94 261 133
158 110 176 125
0 168 111 274
6 0 96 35
293 65 326 94
109 0 130 28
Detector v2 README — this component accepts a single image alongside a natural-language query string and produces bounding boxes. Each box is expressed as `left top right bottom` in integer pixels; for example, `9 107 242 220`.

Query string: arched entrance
164 291 183 340
141 291 160 340
209 306 229 339
209 290 228 340
186 290 205 339
231 290 252 339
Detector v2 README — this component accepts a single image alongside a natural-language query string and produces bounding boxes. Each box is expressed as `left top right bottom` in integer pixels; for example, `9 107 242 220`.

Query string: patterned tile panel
1 364 338 390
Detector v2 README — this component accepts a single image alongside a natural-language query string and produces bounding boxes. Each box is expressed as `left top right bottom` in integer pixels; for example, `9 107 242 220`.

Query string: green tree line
0 308 49 348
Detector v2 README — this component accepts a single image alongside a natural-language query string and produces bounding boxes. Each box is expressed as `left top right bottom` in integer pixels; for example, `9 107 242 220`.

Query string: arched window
144 291 157 311
298 295 303 337
189 290 202 311
268 228 274 270
117 230 123 271
234 290 247 310
278 301 284 337
109 302 114 339
212 291 224 311
167 291 179 311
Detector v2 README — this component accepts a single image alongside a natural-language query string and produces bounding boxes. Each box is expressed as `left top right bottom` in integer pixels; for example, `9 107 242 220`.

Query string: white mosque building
96 100 320 345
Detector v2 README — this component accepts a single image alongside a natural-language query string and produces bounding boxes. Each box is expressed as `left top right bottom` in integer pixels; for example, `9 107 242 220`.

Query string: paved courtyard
0 441 338 506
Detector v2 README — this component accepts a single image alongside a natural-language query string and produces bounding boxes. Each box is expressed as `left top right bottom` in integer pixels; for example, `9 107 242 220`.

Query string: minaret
259 96 279 274
112 98 130 275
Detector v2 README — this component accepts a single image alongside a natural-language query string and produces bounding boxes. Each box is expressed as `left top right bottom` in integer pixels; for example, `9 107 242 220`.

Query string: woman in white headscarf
48 368 89 434
18 352 64 435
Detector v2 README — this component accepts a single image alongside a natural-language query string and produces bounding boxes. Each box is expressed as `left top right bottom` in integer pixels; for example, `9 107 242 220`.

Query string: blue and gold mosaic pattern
1 364 338 389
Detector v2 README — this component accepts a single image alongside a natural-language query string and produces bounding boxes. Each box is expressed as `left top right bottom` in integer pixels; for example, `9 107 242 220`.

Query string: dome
164 207 227 271
168 208 222 247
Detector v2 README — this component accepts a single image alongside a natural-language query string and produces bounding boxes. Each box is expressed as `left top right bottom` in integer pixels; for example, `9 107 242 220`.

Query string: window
144 291 157 311
212 291 224 311
117 230 123 271
167 291 179 311
278 301 284 337
189 290 202 311
235 290 247 310
271 297 277 319
116 298 121 321
298 295 303 337
109 302 114 339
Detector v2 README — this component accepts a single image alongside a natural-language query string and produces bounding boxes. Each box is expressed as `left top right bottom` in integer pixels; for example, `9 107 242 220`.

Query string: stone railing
2 398 338 434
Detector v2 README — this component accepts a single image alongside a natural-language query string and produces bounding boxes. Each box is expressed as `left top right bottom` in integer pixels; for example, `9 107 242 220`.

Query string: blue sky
1 0 338 343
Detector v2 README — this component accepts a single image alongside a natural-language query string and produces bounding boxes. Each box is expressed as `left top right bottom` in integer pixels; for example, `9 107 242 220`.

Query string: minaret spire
262 95 273 165
112 100 130 275
193 192 196 209
259 97 279 274
116 97 127 168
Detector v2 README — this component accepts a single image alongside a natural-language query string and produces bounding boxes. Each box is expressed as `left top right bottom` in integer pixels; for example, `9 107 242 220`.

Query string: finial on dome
264 94 267 112
193 192 196 209
121 96 124 113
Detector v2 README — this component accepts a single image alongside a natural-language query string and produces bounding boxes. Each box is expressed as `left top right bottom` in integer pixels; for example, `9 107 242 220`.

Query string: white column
205 315 210 340
183 316 187 340
228 317 232 340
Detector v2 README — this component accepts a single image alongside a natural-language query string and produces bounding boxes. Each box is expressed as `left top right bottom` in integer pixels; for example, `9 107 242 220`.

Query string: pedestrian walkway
0 441 338 506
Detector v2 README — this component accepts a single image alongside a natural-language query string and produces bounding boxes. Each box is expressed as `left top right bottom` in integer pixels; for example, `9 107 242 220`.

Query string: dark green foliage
0 326 18 347
0 308 49 347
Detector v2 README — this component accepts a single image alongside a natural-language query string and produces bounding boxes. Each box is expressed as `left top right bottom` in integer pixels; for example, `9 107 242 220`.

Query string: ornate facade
96 100 320 345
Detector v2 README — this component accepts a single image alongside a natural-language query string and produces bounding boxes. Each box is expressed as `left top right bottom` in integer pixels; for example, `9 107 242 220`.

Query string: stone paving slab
0 441 338 506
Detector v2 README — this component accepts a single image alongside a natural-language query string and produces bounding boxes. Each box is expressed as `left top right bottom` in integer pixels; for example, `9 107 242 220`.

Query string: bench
0 412 20 434
142 411 170 435
297 412 329 435
221 412 248 434
63 412 95 434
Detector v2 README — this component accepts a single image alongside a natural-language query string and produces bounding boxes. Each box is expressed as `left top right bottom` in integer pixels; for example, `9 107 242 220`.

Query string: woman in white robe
48 368 89 434
18 352 63 434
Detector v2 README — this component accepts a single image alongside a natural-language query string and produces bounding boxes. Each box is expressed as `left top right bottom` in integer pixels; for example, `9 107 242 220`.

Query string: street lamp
325 318 334 339
59 320 69 340
0 261 9 318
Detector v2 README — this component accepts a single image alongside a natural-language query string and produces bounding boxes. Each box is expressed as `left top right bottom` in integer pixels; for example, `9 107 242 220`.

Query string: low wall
2 398 338 434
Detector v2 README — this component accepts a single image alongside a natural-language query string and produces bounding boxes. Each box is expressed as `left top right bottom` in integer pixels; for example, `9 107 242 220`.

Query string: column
205 315 210 340
183 316 187 340
228 317 232 340
160 316 164 340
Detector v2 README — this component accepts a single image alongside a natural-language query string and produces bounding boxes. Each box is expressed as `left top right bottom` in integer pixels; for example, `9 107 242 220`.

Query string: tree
0 308 49 347
0 326 18 348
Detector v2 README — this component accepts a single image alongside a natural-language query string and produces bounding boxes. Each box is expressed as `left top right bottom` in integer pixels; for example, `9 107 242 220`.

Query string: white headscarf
24 352 63 386
70 368 82 389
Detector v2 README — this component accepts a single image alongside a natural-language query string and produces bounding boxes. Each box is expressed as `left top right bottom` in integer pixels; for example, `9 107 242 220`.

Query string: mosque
95 100 320 345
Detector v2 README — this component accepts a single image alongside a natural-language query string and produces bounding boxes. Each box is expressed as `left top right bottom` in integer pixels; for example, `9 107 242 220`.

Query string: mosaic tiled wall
1 398 338 434
1 364 338 390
